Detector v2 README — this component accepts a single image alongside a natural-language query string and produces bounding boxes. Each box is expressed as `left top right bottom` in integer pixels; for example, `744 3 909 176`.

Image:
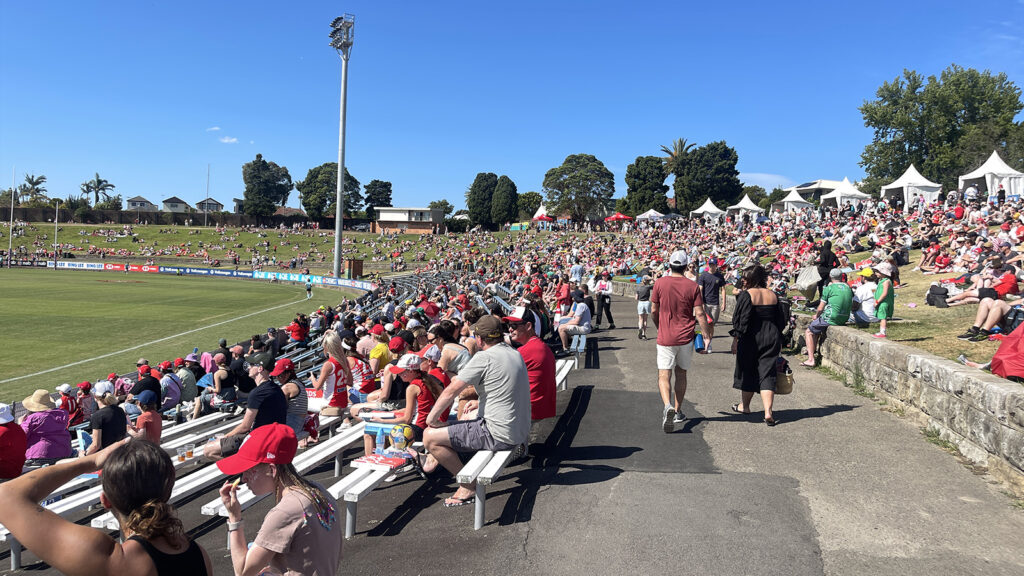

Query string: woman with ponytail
0 439 211 576
358 352 448 455
311 330 353 422
218 423 342 576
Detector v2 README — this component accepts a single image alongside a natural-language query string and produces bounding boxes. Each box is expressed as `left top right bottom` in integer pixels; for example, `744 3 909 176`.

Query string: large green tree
94 194 123 211
428 199 455 217
623 155 669 215
363 179 393 220
859 64 1024 192
672 141 742 214
542 154 615 222
242 154 293 217
295 163 361 220
465 172 497 228
490 175 519 225
18 174 48 205
80 173 116 206
517 190 543 220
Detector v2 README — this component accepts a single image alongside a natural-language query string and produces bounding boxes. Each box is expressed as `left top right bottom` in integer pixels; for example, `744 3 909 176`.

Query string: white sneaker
662 405 675 433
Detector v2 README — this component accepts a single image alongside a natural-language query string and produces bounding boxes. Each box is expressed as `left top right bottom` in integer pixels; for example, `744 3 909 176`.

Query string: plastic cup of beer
176 447 187 462
185 443 195 458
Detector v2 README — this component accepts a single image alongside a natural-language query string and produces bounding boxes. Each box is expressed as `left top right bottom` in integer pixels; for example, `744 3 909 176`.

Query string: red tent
533 215 554 222
604 212 633 222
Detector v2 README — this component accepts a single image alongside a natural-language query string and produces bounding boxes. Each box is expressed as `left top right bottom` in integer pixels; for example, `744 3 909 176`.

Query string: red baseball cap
369 324 385 335
159 360 173 371
269 358 295 377
107 372 119 382
77 381 92 392
150 368 162 379
216 423 298 475
388 336 407 352
174 357 185 368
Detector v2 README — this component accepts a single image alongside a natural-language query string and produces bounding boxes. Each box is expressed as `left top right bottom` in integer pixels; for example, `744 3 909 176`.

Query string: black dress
729 290 786 392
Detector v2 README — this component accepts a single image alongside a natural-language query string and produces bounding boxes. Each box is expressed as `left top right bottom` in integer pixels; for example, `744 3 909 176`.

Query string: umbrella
533 215 554 222
604 212 633 222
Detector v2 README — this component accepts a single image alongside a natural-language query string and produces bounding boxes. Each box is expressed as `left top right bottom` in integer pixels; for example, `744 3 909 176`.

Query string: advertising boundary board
22 262 376 292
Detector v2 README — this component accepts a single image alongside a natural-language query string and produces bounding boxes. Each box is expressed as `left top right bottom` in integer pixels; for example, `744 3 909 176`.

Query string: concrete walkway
4 296 1022 575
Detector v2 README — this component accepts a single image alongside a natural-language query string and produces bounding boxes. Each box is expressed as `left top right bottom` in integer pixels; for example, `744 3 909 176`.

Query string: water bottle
193 347 199 356
375 428 386 454
694 332 705 353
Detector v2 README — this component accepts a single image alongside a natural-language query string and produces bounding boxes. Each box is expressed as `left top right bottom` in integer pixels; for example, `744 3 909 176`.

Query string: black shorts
978 287 998 301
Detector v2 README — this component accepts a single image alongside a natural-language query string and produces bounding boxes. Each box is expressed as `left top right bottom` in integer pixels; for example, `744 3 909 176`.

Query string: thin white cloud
249 140 254 144
219 136 238 144
740 172 796 190
206 126 221 132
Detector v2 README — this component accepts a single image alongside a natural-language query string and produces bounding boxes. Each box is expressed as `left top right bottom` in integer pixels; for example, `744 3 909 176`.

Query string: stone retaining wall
613 280 1024 496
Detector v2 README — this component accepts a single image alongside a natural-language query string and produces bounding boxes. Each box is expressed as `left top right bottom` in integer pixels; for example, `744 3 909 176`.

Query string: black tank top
127 535 207 576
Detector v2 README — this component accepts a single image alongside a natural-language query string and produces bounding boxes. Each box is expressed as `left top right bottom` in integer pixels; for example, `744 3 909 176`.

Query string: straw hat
22 389 57 412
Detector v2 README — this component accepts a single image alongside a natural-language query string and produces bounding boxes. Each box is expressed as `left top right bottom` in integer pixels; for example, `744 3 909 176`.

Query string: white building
373 207 446 233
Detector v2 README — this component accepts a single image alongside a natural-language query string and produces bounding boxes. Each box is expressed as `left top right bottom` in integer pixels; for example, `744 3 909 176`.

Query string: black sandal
765 417 778 427
731 403 751 414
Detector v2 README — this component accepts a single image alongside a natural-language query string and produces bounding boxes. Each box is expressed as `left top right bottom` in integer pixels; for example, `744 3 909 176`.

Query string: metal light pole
53 201 61 268
7 167 14 268
330 14 354 278
204 163 210 228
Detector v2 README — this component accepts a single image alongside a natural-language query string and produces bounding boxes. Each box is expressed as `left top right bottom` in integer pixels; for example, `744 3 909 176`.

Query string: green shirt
822 282 853 326
874 278 894 308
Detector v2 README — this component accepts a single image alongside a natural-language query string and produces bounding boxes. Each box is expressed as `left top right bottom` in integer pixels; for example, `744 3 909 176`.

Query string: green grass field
0 268 358 403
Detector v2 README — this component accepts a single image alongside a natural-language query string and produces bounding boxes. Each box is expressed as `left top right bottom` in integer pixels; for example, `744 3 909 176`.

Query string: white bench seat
456 449 516 530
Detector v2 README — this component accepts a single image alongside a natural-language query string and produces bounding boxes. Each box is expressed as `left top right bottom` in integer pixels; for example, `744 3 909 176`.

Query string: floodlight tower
330 14 354 278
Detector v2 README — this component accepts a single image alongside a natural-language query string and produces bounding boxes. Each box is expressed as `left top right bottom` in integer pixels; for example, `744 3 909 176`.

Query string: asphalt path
4 296 1023 575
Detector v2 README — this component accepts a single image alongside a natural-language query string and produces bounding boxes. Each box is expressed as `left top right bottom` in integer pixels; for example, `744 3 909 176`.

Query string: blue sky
2 1 1023 212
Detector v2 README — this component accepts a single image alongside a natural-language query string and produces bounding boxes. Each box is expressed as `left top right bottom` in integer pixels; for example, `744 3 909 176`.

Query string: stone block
1004 388 1024 429
981 381 1021 424
999 427 1024 473
962 406 1001 454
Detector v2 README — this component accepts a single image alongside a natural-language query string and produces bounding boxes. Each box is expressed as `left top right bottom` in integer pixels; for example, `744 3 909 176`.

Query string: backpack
1002 305 1024 334
926 285 948 308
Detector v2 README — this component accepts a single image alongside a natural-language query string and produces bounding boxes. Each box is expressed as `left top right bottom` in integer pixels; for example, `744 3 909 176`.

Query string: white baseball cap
93 380 115 397
387 353 422 375
669 250 689 266
56 383 72 395
0 403 13 425
502 306 530 324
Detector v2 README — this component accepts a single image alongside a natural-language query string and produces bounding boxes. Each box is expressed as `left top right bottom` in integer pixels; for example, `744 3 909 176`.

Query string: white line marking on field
0 298 307 384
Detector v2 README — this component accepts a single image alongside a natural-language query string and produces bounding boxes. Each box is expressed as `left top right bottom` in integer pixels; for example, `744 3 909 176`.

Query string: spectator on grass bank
203 352 286 461
872 262 896 338
217 424 341 576
86 381 127 455
0 440 213 576
20 389 73 464
0 403 27 479
802 268 853 368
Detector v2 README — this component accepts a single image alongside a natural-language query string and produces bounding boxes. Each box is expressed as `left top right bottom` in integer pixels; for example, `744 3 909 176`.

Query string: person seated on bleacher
367 324 393 385
127 390 162 443
75 381 97 424
174 356 198 407
265 326 283 358
284 313 310 344
556 289 592 357
358 353 449 455
505 306 557 422
124 366 161 417
0 439 213 575
269 358 308 438
85 381 127 456
157 361 182 412
311 330 354 420
431 319 472 380
20 389 73 465
191 353 237 420
0 402 27 479
56 383 82 428
344 335 376 405
217 424 340 576
203 352 287 462
423 316 532 507
229 345 257 403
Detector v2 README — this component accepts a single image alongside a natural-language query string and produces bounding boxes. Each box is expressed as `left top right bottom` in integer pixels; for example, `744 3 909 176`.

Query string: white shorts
657 344 694 371
637 301 652 315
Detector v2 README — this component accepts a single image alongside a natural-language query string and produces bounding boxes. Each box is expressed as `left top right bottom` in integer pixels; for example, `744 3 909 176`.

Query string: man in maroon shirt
505 306 556 421
651 250 711 433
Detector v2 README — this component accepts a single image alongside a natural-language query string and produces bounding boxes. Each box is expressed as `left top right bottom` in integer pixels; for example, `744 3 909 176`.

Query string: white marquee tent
726 194 765 215
880 164 941 211
770 189 813 213
689 198 726 218
635 208 664 220
820 178 870 208
958 151 1023 202
532 203 549 219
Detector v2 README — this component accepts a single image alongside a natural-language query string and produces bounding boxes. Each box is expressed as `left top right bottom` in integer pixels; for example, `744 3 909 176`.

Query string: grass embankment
0 269 356 402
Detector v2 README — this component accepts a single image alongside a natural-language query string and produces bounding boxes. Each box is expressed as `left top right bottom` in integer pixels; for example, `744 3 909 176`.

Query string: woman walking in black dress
729 264 787 426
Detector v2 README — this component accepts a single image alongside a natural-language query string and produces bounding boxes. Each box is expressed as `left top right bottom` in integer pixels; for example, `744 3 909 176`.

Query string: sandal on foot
765 417 778 427
800 361 815 369
442 495 475 508
731 403 751 414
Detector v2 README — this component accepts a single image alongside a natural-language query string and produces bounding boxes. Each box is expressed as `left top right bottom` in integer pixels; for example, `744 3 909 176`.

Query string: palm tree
81 173 116 205
22 174 47 204
660 138 696 175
